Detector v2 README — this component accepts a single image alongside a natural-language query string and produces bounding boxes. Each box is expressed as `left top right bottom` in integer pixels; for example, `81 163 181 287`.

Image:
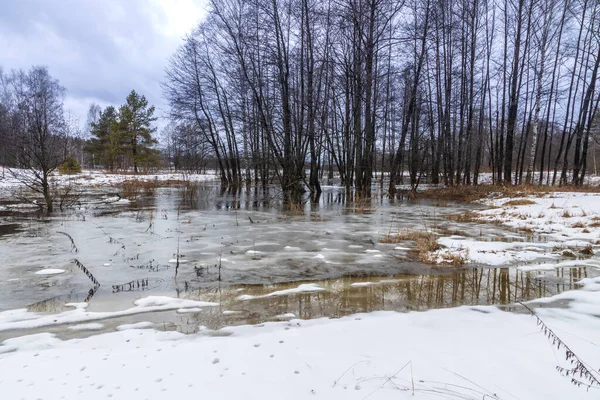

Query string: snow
350 282 374 287
1 278 599 399
0 296 218 332
68 323 104 331
168 259 188 263
116 322 155 331
275 313 297 320
0 168 218 190
34 268 66 275
236 284 326 301
426 192 600 267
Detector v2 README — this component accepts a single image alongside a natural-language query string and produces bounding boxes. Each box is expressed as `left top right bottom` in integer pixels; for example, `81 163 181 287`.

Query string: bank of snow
0 296 218 332
1 278 599 399
428 192 600 267
0 168 218 190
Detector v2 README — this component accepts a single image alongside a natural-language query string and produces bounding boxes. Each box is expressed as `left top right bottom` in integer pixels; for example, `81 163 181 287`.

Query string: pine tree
86 106 119 169
118 90 158 173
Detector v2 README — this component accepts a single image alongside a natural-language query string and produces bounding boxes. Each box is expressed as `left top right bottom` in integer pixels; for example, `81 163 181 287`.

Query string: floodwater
0 183 597 340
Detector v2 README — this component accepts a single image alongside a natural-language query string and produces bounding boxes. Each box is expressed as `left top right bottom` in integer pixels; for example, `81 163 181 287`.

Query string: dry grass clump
121 179 156 199
446 210 481 223
571 221 586 228
420 247 469 266
503 199 537 206
580 244 594 255
414 234 442 253
562 249 577 258
380 229 435 244
589 216 600 227
561 209 572 218
439 251 469 266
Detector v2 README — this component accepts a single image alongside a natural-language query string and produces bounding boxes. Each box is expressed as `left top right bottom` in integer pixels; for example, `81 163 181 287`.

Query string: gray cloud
0 0 207 130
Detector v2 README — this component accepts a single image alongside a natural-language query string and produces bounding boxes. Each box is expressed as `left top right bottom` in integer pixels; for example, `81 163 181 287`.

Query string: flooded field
0 184 598 340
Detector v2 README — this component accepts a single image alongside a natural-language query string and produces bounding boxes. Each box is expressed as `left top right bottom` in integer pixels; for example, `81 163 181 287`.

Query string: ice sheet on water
0 296 218 332
34 269 65 275
236 283 325 301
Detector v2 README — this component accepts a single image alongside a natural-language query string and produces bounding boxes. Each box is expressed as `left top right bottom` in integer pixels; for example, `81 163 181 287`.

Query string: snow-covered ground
429 192 600 267
0 277 599 399
0 168 218 190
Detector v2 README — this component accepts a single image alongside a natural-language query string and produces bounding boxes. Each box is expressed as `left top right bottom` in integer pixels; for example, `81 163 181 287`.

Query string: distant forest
1 0 600 203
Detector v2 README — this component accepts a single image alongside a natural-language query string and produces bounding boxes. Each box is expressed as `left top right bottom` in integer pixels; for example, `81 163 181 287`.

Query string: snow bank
0 168 218 191
1 279 599 399
0 296 218 332
429 192 600 267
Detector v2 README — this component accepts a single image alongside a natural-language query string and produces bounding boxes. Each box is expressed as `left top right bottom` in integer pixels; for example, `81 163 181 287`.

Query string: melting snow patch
236 284 325 301
168 259 189 263
275 313 296 320
284 246 301 251
35 269 65 275
350 282 374 288
116 322 155 331
0 296 217 332
68 323 104 331
176 308 203 314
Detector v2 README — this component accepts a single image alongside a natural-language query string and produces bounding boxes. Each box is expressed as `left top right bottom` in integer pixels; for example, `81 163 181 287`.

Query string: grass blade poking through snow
519 302 600 390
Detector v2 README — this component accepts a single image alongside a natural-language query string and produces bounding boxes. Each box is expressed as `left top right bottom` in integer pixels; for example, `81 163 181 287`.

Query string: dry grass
446 210 481 223
120 179 156 199
580 244 594 255
503 199 537 206
561 209 572 218
380 230 435 244
415 183 600 203
571 221 586 228
436 251 469 266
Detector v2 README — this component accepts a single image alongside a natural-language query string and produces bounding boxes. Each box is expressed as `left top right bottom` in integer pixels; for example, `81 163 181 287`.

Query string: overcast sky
0 0 207 132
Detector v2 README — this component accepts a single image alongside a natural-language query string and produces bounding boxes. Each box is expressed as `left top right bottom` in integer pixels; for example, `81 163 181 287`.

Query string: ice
34 269 66 275
236 283 326 301
0 296 218 332
350 282 374 287
275 313 296 319
116 322 155 331
68 323 104 331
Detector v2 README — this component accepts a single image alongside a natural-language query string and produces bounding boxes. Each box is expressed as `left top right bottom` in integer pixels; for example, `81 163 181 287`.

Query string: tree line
0 65 159 211
163 0 600 201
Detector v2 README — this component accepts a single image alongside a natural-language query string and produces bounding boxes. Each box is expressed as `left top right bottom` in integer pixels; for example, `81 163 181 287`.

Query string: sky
0 0 208 133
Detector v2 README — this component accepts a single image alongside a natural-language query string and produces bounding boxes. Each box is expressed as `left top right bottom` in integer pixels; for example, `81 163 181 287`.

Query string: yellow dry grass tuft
503 199 537 206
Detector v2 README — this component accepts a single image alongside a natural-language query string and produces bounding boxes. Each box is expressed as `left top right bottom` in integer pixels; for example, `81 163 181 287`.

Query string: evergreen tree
118 90 158 173
86 106 119 169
